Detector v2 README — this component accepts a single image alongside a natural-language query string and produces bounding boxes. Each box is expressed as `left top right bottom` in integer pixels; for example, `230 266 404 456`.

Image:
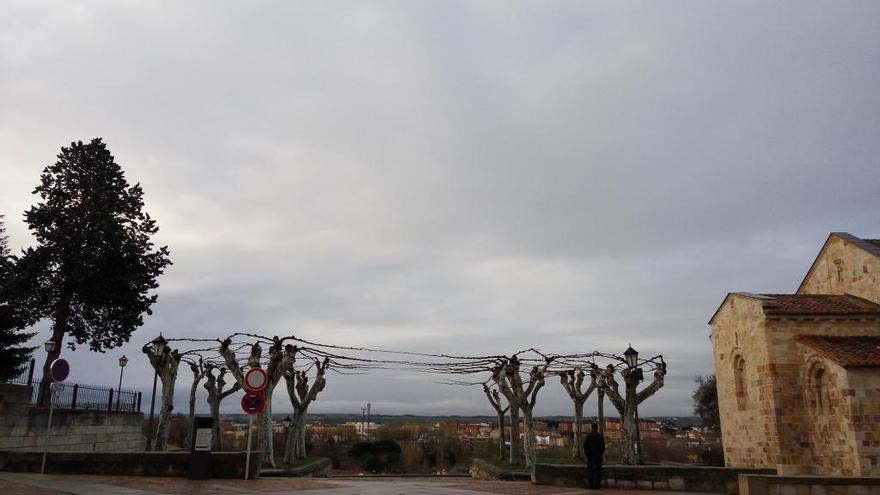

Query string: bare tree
284 356 329 461
203 364 241 451
560 368 597 460
219 338 294 467
142 344 181 451
482 383 509 460
492 368 521 465
185 358 207 449
602 358 666 464
493 354 552 481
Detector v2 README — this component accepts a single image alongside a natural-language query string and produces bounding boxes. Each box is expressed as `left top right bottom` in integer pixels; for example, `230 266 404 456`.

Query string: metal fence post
137 392 142 412
71 384 78 410
107 389 114 411
26 358 35 387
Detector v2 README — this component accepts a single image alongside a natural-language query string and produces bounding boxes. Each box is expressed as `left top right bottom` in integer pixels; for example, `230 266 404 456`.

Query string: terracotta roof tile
796 335 880 367
757 294 880 316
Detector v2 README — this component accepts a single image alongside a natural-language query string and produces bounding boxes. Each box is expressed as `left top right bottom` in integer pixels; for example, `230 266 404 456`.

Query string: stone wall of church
711 295 778 470
842 367 880 475
760 317 880 475
798 235 880 303
712 294 880 476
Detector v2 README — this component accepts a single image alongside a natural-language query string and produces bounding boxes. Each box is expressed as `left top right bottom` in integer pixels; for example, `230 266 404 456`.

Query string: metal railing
3 358 142 412
6 358 36 386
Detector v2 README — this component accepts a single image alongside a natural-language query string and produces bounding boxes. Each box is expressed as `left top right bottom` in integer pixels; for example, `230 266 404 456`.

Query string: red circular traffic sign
50 358 70 382
241 390 266 415
244 367 269 392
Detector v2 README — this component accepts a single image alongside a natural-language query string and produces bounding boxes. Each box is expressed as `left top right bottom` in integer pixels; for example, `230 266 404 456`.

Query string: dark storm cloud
1 1 878 416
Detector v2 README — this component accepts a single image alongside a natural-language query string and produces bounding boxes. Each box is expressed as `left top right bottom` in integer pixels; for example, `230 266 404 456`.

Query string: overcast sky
1 1 879 418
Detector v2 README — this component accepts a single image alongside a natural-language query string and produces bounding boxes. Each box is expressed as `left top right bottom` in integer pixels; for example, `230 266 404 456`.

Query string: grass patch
273 456 322 468
478 455 584 471
477 457 529 472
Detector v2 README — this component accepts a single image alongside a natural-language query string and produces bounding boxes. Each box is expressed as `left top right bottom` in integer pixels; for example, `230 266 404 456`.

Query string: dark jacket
583 430 605 459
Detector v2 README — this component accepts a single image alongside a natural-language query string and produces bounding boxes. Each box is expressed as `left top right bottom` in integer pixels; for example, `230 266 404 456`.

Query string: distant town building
710 232 880 476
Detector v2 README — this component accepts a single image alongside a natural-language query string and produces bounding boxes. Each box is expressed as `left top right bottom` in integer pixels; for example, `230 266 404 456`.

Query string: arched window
811 365 828 412
734 354 748 411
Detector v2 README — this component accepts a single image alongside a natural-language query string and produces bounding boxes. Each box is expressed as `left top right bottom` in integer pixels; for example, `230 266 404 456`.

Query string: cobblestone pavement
0 473 708 495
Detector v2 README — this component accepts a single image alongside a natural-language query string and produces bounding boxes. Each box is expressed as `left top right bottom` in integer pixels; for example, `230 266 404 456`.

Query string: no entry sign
50 358 70 382
240 390 266 415
244 367 268 391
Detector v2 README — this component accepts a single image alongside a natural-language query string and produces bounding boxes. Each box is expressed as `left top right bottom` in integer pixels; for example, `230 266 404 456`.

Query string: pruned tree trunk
508 404 520 464
560 369 596 461
143 345 181 451
186 360 206 449
220 338 295 467
482 384 508 460
284 356 329 462
493 355 552 482
602 359 666 465
204 365 241 451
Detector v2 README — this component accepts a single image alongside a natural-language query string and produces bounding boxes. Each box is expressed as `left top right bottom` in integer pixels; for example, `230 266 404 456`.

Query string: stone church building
710 232 880 476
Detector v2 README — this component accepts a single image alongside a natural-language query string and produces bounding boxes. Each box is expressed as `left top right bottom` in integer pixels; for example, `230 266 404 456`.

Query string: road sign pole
41 383 58 474
244 414 253 480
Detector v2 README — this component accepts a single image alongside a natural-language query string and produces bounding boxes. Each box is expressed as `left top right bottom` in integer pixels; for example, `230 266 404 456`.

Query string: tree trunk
597 388 605 435
187 377 199 449
521 408 538 482
572 400 585 460
288 410 308 459
297 414 307 458
154 368 177 451
208 396 223 451
257 402 272 466
496 411 506 460
508 405 520 465
283 413 297 463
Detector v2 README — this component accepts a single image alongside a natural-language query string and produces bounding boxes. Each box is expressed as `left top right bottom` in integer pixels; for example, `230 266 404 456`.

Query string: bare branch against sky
1 1 878 416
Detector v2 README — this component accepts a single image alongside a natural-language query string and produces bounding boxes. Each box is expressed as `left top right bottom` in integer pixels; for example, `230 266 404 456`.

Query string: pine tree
22 139 171 402
0 215 36 382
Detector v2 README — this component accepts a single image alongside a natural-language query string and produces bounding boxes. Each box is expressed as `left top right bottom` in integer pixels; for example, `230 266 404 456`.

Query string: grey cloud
2 1 879 417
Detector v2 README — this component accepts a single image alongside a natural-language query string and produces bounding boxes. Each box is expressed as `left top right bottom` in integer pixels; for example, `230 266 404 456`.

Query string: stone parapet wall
0 451 262 479
533 463 776 494
0 383 144 452
469 459 530 481
739 474 880 495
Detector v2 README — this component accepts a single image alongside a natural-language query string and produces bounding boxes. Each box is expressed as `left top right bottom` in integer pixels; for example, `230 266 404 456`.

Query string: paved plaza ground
0 473 713 495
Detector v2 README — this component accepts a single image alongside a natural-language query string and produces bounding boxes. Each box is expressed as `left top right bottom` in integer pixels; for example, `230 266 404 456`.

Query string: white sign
194 428 212 452
244 368 269 391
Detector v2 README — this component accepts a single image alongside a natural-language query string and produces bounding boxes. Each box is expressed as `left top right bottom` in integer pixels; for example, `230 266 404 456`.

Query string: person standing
583 422 605 489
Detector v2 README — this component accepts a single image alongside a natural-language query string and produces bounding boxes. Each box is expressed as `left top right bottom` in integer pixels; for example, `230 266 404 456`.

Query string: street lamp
116 355 128 410
624 345 638 369
146 334 167 451
151 334 167 356
44 339 57 354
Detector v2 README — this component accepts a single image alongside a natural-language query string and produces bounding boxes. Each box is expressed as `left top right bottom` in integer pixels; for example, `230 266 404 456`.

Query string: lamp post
623 345 643 464
145 334 167 451
116 355 128 410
